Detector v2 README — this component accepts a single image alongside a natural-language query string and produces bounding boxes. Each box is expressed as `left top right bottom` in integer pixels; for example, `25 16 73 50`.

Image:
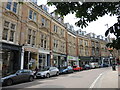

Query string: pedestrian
34 67 38 76
112 61 116 71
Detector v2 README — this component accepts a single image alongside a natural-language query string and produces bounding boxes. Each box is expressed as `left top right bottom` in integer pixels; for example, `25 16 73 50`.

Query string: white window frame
6 2 18 14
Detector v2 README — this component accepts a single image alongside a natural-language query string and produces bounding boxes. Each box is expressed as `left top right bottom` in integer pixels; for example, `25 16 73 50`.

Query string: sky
37 0 118 37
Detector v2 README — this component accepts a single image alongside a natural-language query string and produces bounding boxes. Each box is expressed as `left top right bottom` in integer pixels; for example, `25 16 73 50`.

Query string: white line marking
89 73 103 88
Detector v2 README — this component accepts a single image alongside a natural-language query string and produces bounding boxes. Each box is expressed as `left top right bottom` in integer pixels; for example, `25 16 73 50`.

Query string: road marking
89 73 103 88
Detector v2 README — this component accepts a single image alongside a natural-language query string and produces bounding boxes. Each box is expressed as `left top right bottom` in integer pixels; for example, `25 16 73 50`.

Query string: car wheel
29 76 34 82
56 72 59 76
6 79 13 86
46 73 50 78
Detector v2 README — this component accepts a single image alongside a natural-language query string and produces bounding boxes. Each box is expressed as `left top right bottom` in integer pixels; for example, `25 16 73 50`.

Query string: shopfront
1 42 22 77
52 53 67 68
79 56 91 66
101 56 111 66
38 49 50 70
67 56 79 66
23 47 38 70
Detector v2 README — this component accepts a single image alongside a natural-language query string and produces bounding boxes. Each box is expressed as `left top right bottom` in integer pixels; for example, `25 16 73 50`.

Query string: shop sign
68 56 74 60
67 56 78 61
78 59 81 61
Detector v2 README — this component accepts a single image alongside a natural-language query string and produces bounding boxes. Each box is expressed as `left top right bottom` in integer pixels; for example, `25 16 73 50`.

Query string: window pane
9 31 14 41
44 40 46 49
41 39 44 47
12 2 17 13
28 29 31 34
6 2 12 10
28 35 31 44
29 10 33 19
11 23 16 30
33 12 37 22
2 28 8 40
32 36 35 46
54 25 56 32
33 31 36 36
4 21 10 27
42 18 45 26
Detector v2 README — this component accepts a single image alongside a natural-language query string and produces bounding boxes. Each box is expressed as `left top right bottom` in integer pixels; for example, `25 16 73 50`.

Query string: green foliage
47 2 120 28
105 16 120 49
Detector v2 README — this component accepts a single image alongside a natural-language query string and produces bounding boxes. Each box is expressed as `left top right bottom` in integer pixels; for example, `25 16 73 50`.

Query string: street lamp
107 48 116 70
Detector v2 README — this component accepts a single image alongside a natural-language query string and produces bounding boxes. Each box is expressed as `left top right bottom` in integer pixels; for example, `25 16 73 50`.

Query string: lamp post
108 48 116 70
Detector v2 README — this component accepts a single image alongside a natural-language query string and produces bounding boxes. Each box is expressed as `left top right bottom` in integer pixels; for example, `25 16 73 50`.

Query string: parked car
73 65 83 71
1 69 34 86
100 64 109 67
83 64 91 70
94 63 100 68
89 63 95 69
36 66 59 78
59 66 74 74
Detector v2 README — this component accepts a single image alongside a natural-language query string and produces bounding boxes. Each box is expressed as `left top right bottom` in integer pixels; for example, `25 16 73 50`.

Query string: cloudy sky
37 0 117 37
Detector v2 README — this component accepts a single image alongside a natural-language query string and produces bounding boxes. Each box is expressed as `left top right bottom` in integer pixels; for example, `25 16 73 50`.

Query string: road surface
2 67 118 89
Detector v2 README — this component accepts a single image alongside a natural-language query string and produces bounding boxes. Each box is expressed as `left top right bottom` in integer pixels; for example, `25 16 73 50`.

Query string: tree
105 16 120 50
47 2 120 49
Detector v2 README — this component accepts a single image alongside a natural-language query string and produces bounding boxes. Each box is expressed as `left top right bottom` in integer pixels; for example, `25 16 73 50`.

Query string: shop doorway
2 50 20 77
24 51 37 70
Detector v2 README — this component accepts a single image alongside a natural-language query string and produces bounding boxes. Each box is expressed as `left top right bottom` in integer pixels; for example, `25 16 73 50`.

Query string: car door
21 70 30 81
49 67 55 76
52 67 57 75
13 70 25 83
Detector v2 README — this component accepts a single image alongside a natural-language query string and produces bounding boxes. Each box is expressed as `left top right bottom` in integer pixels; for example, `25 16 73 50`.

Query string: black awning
1 42 22 51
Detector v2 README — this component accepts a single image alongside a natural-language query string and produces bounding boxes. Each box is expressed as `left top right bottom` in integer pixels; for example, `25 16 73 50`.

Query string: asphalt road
2 67 117 89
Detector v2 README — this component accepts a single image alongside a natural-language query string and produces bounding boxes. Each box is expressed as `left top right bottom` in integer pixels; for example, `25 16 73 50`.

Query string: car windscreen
60 66 67 70
73 66 77 68
41 67 49 71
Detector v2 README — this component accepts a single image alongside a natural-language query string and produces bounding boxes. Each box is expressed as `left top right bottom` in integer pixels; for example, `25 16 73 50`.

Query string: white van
89 63 95 69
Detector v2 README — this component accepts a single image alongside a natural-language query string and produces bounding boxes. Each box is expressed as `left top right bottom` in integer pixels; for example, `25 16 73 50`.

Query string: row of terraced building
0 1 119 77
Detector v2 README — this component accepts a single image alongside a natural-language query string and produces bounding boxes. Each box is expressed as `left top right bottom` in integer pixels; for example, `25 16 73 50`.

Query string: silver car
36 67 59 78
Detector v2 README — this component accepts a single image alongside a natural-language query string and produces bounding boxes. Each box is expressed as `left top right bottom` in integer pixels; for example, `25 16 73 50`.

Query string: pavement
93 66 119 88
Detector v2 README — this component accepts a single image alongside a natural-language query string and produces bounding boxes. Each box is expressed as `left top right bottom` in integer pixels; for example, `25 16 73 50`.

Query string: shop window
39 54 47 69
53 56 58 67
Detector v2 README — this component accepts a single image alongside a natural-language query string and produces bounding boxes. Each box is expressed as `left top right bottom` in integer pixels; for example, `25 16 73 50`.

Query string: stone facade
0 2 118 75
